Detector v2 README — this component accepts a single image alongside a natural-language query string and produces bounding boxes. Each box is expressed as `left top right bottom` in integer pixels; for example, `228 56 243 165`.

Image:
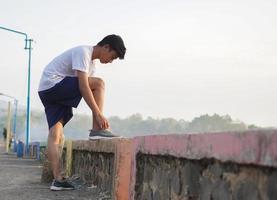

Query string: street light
0 26 33 153
0 93 18 152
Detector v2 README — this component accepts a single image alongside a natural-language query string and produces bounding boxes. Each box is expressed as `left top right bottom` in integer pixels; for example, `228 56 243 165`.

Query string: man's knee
48 122 63 142
48 130 61 141
89 77 105 90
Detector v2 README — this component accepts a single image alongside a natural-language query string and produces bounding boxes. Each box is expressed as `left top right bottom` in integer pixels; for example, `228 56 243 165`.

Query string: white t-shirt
38 45 96 91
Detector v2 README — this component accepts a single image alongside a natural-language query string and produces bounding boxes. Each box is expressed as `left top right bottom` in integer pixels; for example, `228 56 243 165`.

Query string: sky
0 0 276 127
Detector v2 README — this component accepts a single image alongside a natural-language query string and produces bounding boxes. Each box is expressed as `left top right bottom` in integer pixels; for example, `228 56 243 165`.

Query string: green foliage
108 113 250 136
108 114 188 136
187 114 247 133
247 124 260 130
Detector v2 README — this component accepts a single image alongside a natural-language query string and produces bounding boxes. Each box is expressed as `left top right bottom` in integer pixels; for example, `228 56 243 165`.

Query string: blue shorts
38 77 82 129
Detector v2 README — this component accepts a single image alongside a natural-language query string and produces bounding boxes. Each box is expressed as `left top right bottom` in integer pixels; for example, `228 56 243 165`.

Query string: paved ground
0 141 111 200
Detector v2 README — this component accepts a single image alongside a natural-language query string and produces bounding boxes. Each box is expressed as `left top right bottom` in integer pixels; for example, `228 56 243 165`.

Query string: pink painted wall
129 129 277 199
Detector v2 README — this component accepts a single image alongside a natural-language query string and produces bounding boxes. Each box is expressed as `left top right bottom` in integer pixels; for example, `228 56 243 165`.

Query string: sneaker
89 129 121 140
50 179 75 191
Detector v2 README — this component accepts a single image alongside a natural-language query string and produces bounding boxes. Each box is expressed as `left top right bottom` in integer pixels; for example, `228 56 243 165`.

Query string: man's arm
76 70 109 129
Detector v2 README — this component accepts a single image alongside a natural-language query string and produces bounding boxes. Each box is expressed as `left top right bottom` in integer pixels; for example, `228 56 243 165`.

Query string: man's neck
91 45 100 60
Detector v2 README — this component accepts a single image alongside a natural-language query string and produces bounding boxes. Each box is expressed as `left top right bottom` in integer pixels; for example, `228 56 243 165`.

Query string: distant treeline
0 102 261 142
108 113 260 136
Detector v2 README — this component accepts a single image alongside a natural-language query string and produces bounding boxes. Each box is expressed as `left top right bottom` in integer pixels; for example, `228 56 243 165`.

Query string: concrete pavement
0 141 111 200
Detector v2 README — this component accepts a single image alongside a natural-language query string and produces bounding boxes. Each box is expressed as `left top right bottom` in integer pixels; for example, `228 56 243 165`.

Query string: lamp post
0 93 18 152
0 26 33 154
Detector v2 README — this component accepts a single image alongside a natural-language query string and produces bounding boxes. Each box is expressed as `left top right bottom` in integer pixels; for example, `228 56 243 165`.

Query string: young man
38 34 126 191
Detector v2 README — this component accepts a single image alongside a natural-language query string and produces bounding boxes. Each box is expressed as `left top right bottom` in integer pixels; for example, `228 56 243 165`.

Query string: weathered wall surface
71 139 132 200
39 129 277 200
130 130 277 200
72 150 114 193
135 154 277 200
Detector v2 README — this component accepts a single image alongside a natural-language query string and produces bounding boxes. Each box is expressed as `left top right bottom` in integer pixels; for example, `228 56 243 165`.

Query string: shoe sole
50 186 74 191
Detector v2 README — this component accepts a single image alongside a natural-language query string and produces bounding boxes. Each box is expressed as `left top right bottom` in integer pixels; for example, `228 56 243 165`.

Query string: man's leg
47 120 74 191
88 77 105 130
47 119 64 181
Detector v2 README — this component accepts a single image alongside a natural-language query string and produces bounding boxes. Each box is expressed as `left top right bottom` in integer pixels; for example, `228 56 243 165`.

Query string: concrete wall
40 129 277 200
41 138 132 199
135 154 276 200
130 130 277 200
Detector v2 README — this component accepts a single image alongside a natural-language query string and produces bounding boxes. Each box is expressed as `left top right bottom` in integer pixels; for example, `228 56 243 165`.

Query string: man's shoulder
70 45 93 59
71 45 93 51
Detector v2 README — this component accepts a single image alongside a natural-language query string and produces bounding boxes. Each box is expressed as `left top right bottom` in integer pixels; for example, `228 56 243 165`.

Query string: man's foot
89 129 121 140
50 179 75 191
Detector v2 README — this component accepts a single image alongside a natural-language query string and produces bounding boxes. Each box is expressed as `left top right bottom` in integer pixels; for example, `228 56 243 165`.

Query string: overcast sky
0 0 276 127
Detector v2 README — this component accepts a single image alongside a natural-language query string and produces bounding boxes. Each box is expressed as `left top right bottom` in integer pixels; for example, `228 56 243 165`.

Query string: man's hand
95 112 110 130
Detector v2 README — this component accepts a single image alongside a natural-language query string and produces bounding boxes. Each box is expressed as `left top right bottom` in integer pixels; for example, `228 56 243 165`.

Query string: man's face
99 45 118 64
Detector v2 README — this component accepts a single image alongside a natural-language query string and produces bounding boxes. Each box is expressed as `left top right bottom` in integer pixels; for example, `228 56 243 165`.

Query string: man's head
97 34 126 64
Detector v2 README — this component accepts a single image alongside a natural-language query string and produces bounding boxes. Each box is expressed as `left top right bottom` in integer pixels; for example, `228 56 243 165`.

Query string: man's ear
103 44 111 51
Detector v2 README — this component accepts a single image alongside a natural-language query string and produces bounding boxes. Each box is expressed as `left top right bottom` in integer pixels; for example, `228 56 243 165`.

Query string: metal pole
0 26 28 40
25 39 33 154
0 26 33 155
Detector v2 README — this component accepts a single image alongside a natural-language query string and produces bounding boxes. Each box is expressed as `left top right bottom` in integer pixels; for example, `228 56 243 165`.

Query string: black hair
97 34 126 59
